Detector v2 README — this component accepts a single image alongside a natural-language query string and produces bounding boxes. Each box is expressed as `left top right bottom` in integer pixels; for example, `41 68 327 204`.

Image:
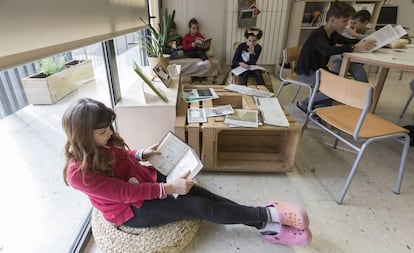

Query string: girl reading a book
62 98 312 246
231 28 265 86
182 18 211 69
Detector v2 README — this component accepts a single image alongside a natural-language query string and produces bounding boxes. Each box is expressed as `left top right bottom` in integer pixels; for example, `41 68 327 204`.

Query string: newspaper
224 84 274 98
362 24 407 52
183 88 219 103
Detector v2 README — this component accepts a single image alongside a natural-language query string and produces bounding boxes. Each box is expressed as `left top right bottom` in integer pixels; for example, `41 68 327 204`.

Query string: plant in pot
22 55 94 105
140 9 180 71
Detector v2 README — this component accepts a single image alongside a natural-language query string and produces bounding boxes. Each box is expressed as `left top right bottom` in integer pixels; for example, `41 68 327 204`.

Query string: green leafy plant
39 56 66 76
140 9 179 57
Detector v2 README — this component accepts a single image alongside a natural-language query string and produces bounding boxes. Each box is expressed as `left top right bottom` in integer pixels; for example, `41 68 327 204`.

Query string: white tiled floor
84 69 414 253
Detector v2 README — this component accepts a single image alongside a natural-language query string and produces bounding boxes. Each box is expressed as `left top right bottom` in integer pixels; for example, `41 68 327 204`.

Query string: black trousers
239 69 265 85
123 173 268 229
186 49 208 61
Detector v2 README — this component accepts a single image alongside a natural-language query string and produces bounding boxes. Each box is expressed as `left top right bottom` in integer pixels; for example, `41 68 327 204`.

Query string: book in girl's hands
195 37 212 49
148 131 203 197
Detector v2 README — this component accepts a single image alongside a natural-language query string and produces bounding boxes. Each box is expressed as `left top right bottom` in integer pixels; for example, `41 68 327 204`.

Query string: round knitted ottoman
91 208 200 253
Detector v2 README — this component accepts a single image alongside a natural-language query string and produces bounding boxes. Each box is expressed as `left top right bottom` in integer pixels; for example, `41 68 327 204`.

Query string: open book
362 24 407 52
148 131 203 197
195 37 212 49
231 65 266 76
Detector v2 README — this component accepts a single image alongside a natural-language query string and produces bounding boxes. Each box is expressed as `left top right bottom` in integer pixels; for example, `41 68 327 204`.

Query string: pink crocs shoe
266 201 309 229
261 225 312 246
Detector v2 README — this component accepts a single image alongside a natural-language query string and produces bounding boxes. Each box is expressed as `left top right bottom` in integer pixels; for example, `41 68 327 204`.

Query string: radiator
226 0 290 69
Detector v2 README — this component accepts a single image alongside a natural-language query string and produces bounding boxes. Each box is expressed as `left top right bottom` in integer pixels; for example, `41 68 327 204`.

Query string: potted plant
22 55 94 104
140 9 179 70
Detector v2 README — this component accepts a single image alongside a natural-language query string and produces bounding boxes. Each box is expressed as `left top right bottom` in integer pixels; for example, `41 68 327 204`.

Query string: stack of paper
256 97 289 127
224 84 274 98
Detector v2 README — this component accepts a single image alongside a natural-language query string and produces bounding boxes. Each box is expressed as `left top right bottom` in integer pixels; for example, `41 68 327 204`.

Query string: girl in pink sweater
62 98 312 246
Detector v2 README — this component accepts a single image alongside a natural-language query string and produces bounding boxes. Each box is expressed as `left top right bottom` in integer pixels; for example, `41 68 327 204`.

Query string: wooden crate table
175 84 300 172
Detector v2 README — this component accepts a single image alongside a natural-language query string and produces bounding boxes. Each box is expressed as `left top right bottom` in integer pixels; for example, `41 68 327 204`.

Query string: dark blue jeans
186 49 208 61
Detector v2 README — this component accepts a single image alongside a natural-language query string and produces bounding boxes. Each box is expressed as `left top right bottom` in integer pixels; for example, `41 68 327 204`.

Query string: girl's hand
239 62 249 68
142 144 160 160
164 171 193 195
248 44 255 54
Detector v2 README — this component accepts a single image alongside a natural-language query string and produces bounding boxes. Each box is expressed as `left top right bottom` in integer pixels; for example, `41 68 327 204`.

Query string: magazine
148 131 203 197
255 97 289 127
187 108 207 123
204 105 234 117
195 37 212 49
182 88 219 103
133 62 168 103
153 63 172 87
362 24 407 52
224 84 274 98
224 109 258 128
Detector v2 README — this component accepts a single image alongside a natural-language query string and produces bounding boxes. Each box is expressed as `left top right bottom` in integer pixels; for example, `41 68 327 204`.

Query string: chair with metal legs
302 69 411 204
399 79 414 118
276 46 312 102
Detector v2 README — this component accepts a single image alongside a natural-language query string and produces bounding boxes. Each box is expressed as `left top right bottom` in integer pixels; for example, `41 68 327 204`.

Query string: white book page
148 132 189 176
166 149 202 183
231 65 266 76
364 24 407 52
224 84 274 98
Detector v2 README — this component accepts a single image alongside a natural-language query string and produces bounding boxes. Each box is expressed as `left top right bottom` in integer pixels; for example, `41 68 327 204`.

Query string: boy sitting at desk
331 9 375 83
295 3 375 113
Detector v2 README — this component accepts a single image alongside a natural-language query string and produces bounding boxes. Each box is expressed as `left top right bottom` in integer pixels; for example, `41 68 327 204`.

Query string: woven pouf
91 208 200 253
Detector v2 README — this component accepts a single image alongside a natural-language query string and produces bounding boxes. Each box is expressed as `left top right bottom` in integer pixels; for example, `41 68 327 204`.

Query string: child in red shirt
62 98 312 247
182 18 211 68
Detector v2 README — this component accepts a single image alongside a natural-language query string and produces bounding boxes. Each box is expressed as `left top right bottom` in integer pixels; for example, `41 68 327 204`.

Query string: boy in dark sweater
296 2 375 113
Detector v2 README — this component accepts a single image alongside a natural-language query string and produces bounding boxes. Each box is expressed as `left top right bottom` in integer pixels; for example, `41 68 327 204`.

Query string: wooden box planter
22 59 94 104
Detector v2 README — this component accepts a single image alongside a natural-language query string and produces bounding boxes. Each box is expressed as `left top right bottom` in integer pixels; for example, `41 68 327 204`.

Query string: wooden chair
276 46 311 102
303 69 411 204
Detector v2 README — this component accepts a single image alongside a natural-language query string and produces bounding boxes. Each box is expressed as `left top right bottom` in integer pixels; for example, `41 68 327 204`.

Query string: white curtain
0 0 149 70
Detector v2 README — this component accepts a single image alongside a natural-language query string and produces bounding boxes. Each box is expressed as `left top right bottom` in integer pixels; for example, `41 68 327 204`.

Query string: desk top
343 44 414 72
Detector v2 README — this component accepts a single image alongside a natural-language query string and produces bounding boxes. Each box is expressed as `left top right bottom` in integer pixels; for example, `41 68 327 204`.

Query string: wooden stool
91 208 200 253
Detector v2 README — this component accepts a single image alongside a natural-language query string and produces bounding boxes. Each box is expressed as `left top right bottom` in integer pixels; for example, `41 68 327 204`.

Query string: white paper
256 97 289 127
231 65 266 76
224 84 274 98
362 24 407 52
204 105 234 117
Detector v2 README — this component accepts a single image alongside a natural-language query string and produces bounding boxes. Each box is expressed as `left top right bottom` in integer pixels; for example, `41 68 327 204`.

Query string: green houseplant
22 56 94 104
141 9 179 58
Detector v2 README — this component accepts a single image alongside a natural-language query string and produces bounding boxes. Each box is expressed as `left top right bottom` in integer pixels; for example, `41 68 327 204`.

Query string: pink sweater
66 144 159 225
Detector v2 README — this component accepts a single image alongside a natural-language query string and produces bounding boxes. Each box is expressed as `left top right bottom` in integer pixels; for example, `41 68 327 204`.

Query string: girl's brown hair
62 98 128 185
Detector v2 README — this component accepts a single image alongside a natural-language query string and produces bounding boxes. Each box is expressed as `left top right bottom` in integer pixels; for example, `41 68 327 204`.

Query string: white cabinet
115 68 181 150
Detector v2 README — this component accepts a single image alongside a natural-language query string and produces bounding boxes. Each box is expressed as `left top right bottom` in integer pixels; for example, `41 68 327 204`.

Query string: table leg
339 55 352 77
370 67 389 113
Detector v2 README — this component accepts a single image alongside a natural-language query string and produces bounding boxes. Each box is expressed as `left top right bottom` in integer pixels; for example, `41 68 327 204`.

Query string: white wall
395 0 414 35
